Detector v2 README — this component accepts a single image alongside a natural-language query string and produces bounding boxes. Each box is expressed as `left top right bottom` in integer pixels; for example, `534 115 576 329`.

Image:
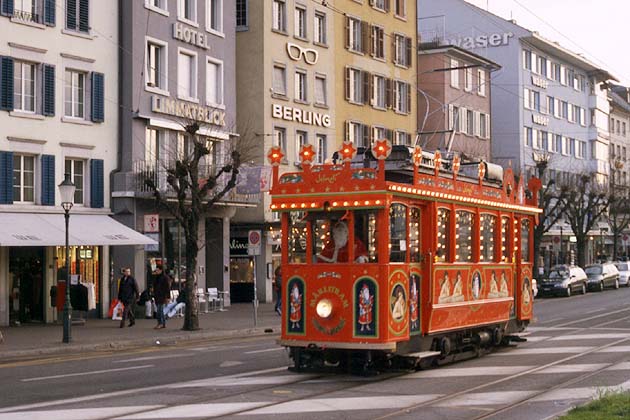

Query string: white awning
0 213 158 246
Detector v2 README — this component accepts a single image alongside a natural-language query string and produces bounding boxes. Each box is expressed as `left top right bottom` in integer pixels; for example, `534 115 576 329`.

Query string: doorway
9 247 45 324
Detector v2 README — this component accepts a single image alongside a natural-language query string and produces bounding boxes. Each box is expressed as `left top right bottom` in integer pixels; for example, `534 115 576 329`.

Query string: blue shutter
78 0 88 32
66 0 76 30
41 155 55 206
91 72 104 122
0 151 14 204
1 0 14 16
0 56 14 111
90 159 104 208
44 0 56 26
43 64 55 116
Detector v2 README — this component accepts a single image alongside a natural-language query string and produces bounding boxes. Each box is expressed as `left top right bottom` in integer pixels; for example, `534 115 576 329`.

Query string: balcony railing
13 9 41 24
132 160 260 206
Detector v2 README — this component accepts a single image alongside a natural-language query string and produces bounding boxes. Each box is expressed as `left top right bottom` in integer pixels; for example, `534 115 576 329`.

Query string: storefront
229 237 254 302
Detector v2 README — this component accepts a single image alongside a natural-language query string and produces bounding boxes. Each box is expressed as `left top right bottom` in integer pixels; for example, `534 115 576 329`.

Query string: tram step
404 351 442 359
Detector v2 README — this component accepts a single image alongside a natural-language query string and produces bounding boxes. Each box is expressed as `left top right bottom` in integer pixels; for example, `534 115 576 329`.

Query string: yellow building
334 0 417 150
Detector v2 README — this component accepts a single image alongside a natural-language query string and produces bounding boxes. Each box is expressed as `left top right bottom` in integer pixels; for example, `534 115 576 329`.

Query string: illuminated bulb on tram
316 299 333 318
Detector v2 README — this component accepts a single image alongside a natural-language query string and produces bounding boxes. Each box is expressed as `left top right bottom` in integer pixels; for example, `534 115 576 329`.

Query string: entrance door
9 247 45 324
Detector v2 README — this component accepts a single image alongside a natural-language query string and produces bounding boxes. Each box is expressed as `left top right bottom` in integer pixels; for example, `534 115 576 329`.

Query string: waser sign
272 104 331 127
151 96 226 126
445 32 514 50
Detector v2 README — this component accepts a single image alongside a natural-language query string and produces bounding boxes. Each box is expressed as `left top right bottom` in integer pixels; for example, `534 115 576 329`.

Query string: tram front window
288 211 307 263
313 210 375 263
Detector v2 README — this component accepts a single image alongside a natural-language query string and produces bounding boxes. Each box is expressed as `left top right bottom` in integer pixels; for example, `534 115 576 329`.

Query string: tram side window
409 207 421 262
521 219 531 262
390 204 407 263
313 210 371 263
455 210 473 262
288 211 307 263
436 208 451 262
480 214 496 262
355 210 378 263
501 217 510 262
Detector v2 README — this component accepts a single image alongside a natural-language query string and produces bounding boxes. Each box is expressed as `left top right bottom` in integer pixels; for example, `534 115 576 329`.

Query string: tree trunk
183 218 200 331
576 235 588 268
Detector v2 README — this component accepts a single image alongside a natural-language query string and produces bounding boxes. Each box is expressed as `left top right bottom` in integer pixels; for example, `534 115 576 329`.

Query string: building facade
113 0 248 302
234 0 337 303
0 0 134 326
417 44 498 161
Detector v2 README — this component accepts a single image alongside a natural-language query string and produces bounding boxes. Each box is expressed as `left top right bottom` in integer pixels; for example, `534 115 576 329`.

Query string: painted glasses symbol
286 42 319 65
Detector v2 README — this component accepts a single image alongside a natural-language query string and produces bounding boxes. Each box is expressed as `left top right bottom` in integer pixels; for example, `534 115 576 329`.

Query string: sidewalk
0 303 281 360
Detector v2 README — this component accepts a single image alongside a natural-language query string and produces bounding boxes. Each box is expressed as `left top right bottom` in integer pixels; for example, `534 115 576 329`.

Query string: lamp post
559 225 563 264
58 174 75 343
600 227 608 262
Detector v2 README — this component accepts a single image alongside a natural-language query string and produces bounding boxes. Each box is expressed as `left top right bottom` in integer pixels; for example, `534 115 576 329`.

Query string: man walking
153 266 171 329
117 268 139 328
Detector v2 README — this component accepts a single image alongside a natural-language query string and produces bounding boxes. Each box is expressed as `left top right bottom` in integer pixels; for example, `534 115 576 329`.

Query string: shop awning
0 213 157 247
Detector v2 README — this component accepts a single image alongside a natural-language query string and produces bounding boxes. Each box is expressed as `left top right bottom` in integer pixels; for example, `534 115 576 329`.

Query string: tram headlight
316 299 333 319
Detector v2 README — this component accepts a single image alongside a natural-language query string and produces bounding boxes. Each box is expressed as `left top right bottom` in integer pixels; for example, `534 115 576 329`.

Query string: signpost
248 230 262 326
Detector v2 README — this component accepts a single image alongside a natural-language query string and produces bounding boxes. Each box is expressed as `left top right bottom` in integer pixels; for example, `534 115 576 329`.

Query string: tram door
409 206 424 334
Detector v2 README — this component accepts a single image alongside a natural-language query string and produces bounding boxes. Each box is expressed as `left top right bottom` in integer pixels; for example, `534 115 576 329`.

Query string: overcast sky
464 0 630 84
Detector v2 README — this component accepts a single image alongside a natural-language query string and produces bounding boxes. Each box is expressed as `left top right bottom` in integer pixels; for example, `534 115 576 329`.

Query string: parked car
539 264 588 297
614 262 630 287
585 263 620 291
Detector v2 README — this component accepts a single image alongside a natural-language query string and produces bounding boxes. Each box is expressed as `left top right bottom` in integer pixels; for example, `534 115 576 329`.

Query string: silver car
585 263 620 291
614 262 630 287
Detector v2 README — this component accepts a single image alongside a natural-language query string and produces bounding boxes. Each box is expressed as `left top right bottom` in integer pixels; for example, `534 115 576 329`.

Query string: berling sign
173 23 210 50
271 104 332 127
151 96 226 126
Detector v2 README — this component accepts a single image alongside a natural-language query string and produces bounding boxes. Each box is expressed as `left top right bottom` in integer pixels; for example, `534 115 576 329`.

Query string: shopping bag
108 299 119 318
111 301 124 320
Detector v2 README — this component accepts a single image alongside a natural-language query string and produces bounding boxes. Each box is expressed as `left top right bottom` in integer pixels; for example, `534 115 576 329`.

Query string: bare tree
143 118 257 331
561 174 609 268
607 159 630 261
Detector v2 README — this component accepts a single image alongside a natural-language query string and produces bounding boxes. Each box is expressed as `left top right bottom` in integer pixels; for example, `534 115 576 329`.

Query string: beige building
334 0 417 150
235 0 336 302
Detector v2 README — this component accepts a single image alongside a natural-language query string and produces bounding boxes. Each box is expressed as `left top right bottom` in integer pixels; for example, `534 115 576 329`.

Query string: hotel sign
151 96 226 126
446 32 514 50
271 104 332 127
173 23 211 50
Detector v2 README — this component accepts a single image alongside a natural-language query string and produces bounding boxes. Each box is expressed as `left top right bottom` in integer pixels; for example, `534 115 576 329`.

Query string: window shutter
0 151 14 204
41 155 55 206
44 0 56 26
384 0 390 12
369 25 374 57
1 0 13 16
345 120 350 142
361 21 369 54
78 0 89 32
43 64 55 116
460 107 467 133
474 112 481 137
448 105 454 130
385 78 392 109
0 56 14 111
90 159 104 208
405 37 412 67
392 35 397 63
91 72 104 122
362 70 370 105
344 16 350 49
362 124 369 147
66 0 76 29
406 82 411 113
344 67 350 101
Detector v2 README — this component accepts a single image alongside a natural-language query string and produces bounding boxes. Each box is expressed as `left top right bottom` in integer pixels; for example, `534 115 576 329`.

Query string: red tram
267 140 542 371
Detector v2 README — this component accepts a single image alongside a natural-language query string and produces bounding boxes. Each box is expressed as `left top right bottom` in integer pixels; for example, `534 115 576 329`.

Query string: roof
418 44 501 71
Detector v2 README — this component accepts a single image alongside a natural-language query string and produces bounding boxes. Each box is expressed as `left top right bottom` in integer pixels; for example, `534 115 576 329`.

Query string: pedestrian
117 268 139 328
274 266 282 316
138 286 156 319
153 266 171 329
164 283 187 319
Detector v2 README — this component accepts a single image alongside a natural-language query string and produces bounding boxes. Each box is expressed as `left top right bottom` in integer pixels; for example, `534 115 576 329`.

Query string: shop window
436 208 450 262
455 210 473 262
55 245 100 304
288 211 307 263
389 204 407 262
409 207 421 262
521 219 531 262
480 214 496 262
501 216 510 262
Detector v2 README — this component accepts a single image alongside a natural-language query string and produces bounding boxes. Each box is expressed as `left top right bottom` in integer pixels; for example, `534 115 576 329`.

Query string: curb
0 326 280 361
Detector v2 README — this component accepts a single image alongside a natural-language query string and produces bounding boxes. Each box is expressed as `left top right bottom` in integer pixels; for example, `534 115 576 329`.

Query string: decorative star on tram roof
452 155 461 177
373 138 392 160
267 146 284 167
340 141 357 163
300 144 315 165
413 146 423 166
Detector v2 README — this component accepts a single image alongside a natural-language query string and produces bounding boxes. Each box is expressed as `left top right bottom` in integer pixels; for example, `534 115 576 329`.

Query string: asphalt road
0 287 629 419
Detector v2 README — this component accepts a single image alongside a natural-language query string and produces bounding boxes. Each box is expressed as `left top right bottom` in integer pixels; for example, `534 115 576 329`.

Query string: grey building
113 0 252 301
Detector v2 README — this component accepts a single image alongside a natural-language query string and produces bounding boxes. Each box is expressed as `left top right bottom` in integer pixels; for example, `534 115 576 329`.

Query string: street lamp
600 227 608 262
58 174 75 343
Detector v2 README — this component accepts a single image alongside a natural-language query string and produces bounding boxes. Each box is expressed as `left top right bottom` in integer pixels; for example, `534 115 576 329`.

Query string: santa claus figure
410 277 419 330
289 283 302 329
358 283 373 332
317 221 368 263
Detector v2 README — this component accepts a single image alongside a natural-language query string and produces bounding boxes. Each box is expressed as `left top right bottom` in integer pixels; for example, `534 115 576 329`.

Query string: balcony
132 160 260 206
12 9 41 24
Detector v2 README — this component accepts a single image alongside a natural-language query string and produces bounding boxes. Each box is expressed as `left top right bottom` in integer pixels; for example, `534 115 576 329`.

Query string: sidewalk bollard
253 297 259 327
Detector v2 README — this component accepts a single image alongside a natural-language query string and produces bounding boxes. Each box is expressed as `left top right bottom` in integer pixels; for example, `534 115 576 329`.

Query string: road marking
538 317 565 324
549 333 630 341
404 366 531 378
533 364 609 374
532 380 630 402
168 374 317 388
607 362 630 370
523 336 551 342
526 327 578 332
552 307 630 327
114 354 190 363
0 406 163 420
219 361 243 368
21 365 154 382
241 395 442 415
117 403 269 419
244 348 285 354
433 390 536 407
598 345 630 353
490 346 594 356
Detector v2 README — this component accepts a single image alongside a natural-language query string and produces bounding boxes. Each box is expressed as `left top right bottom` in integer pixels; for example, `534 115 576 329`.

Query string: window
288 211 307 263
65 159 84 205
145 128 160 166
576 140 586 159
448 105 460 132
373 74 386 109
207 0 223 34
547 96 554 115
66 0 89 33
394 0 406 18
371 25 385 59
13 61 35 113
146 39 168 91
272 64 287 96
394 34 411 67
390 204 407 263
624 122 627 136
450 59 459 88
274 126 287 156
295 70 307 102
147 0 168 13
347 17 363 53
524 127 533 147
524 88 540 111
347 121 368 147
409 207 421 262
561 100 569 119
346 67 365 104
552 134 561 153
480 214 496 262
477 69 486 96
177 50 197 100
14 0 38 23
314 74 327 106
551 62 561 81
394 80 410 114
394 130 411 146
12 154 35 203
464 67 473 92
206 58 223 106
466 109 474 135
178 0 196 23
436 208 451 262
314 12 326 44
522 50 532 70
479 113 488 139
372 0 387 11
316 134 327 163
64 70 85 118
295 130 307 162
537 56 547 77
272 0 286 32
501 217 510 262
520 219 530 262
236 0 248 29
294 5 306 39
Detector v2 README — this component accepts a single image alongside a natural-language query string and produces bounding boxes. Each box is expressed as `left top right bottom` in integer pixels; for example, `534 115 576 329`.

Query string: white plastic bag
112 301 124 320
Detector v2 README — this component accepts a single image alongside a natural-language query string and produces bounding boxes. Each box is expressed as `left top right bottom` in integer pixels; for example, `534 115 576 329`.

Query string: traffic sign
248 230 262 256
